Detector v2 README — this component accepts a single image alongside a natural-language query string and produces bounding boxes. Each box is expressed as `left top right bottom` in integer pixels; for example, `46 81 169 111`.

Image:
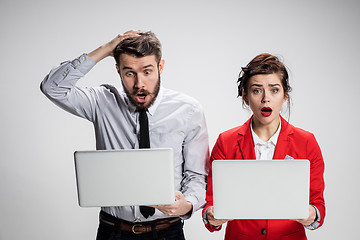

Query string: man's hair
113 31 162 66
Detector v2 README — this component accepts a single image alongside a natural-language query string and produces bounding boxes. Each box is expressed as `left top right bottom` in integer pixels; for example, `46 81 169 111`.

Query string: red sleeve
307 133 326 229
203 134 226 232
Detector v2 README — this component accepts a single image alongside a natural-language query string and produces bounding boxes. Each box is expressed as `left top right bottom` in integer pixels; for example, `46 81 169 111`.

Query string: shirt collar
147 86 163 116
251 117 281 146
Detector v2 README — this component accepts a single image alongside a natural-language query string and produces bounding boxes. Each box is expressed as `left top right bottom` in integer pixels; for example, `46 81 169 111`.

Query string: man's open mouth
137 93 147 99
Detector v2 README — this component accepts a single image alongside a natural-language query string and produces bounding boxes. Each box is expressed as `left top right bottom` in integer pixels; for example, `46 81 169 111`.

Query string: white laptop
74 148 175 207
212 160 310 219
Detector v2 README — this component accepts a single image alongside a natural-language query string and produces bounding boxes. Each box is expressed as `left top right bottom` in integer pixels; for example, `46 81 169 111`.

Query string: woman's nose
261 92 270 103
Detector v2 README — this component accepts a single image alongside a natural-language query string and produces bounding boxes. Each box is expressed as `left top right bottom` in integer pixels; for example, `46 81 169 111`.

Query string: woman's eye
272 89 279 93
253 89 261 94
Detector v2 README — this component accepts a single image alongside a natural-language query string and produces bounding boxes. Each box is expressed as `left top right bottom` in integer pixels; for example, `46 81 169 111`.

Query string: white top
250 119 281 160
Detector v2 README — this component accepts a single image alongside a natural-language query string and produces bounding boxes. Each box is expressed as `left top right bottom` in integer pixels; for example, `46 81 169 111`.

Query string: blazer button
261 228 267 234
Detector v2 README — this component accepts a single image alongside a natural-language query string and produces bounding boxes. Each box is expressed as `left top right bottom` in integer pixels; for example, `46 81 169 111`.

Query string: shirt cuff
202 207 221 230
179 195 196 220
71 53 96 75
304 205 321 230
183 193 206 220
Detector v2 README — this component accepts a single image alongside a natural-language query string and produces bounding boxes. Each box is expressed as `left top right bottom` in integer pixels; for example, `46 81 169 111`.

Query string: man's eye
125 72 134 77
144 70 151 74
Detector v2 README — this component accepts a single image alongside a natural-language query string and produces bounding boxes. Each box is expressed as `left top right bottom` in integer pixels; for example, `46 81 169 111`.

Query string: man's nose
135 74 145 89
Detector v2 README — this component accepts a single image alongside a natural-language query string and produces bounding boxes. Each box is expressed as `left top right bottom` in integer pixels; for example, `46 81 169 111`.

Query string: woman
203 53 325 239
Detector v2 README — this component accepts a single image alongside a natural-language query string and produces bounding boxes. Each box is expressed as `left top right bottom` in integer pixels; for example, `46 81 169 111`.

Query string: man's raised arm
40 30 142 120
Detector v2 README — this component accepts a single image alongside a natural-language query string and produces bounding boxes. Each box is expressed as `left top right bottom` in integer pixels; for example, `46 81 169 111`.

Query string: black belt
99 211 181 234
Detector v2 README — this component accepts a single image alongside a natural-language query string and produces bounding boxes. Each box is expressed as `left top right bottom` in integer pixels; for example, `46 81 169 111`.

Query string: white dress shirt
250 119 281 160
41 54 209 222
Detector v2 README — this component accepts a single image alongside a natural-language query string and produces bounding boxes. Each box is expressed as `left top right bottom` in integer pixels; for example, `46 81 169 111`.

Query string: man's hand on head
105 30 143 57
87 30 142 63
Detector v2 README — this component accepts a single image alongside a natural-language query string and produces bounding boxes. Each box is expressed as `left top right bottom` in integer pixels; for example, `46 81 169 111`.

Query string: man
41 30 209 240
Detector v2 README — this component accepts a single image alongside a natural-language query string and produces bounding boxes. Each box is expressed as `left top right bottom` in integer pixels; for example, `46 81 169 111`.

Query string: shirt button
261 228 267 234
63 72 67 77
81 56 85 61
137 216 141 220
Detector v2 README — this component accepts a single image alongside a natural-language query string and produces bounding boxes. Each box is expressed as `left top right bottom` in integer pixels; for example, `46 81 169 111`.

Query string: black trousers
96 211 186 240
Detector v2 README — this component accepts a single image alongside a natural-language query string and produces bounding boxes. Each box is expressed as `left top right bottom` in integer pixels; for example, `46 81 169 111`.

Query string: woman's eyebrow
250 83 263 87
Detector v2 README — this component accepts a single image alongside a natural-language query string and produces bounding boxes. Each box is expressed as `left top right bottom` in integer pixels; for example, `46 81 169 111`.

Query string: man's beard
122 76 161 110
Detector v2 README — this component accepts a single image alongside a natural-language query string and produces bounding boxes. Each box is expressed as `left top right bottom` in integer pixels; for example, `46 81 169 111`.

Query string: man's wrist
180 202 193 219
87 44 113 63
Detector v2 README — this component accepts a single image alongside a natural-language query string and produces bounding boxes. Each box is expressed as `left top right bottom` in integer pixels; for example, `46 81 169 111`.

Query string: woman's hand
206 206 230 227
295 205 316 226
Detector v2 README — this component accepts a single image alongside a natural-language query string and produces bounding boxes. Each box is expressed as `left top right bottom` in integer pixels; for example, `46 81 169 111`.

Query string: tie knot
138 108 147 117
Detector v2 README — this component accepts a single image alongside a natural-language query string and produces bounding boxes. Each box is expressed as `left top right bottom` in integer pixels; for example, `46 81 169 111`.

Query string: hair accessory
237 67 249 97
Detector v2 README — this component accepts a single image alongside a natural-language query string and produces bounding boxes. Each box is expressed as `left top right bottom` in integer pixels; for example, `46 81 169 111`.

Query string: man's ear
115 64 120 74
159 59 165 74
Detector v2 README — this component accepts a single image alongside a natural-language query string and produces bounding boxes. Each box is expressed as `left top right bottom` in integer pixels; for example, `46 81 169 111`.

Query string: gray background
1 0 359 239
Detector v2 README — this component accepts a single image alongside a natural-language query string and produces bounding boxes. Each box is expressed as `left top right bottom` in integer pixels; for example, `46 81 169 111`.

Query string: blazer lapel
237 118 256 160
273 116 293 159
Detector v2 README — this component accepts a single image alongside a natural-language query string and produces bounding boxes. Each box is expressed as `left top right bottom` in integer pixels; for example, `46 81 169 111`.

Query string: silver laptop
212 160 310 219
74 148 175 207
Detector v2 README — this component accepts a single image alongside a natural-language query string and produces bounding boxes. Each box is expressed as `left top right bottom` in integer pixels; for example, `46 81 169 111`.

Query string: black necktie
139 109 150 149
138 109 155 218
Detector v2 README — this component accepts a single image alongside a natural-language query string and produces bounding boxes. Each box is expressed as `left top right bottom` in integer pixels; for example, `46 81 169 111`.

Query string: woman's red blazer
203 116 325 240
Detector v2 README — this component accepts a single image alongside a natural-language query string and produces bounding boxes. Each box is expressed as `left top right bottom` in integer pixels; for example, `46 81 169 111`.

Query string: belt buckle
132 224 143 234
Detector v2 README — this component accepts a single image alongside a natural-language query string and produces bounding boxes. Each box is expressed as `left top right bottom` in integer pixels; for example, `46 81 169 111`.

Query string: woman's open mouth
261 107 272 117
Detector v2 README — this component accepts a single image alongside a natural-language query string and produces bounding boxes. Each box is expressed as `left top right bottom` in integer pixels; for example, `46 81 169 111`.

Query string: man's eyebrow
143 64 155 69
122 64 155 70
